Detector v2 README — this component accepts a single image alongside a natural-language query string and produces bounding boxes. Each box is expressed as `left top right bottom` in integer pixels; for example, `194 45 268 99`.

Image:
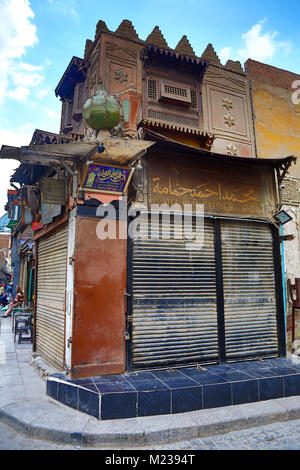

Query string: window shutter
190 89 197 108
160 80 191 105
148 79 157 100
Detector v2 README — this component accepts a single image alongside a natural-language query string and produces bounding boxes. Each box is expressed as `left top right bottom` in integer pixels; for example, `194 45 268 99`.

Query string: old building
245 59 300 350
0 20 296 386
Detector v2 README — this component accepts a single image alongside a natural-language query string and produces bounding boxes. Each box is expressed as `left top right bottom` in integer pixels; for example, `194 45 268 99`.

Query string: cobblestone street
149 419 300 450
1 418 300 450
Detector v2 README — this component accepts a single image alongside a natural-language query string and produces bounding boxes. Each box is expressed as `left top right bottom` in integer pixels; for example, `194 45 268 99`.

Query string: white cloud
70 7 78 18
45 109 59 119
16 62 43 72
0 158 20 215
7 85 30 102
238 20 277 62
46 0 79 19
0 125 35 215
0 0 41 104
219 46 232 64
0 124 33 148
219 19 292 65
0 170 18 216
9 62 44 88
37 87 50 99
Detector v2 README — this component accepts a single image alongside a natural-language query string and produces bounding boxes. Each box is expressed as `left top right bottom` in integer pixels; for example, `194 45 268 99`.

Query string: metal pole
280 224 287 335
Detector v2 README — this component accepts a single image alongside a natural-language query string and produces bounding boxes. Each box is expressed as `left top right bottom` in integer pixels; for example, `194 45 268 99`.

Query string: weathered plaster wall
246 69 300 275
250 79 300 176
245 59 300 348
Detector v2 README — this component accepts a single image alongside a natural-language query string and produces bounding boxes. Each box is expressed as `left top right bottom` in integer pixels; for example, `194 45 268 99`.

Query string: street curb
1 397 300 447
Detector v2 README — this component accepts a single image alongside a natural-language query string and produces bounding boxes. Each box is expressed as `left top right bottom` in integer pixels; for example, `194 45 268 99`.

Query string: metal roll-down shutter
131 216 219 369
221 221 279 360
35 224 68 370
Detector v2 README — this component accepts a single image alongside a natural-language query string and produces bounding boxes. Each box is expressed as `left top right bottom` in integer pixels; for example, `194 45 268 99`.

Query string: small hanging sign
41 203 62 224
41 178 66 205
81 162 132 194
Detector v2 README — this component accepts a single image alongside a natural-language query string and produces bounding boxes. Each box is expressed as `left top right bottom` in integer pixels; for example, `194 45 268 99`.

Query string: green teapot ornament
82 83 121 130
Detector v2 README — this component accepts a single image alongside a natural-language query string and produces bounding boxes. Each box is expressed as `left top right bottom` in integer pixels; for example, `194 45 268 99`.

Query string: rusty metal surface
131 217 219 368
221 220 279 359
71 218 127 378
130 216 280 369
148 153 267 217
35 224 68 370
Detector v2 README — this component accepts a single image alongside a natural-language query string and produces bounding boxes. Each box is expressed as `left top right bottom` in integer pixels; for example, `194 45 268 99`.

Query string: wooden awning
142 127 297 182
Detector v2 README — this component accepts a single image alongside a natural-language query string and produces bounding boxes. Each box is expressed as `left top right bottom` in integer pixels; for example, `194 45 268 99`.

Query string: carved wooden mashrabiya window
147 79 157 100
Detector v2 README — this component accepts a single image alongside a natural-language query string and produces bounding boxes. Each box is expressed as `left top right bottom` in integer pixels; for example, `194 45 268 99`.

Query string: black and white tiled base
46 357 300 420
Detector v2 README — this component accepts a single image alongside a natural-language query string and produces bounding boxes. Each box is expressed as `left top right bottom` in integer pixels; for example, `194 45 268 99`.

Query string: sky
0 0 300 216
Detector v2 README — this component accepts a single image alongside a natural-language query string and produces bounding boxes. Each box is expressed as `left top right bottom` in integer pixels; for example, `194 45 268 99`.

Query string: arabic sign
81 163 132 194
149 154 271 217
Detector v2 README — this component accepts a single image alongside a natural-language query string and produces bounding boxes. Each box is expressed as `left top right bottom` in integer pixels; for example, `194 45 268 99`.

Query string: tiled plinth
46 357 300 420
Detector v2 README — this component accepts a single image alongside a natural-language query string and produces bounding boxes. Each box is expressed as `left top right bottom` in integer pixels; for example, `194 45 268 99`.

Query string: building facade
0 20 296 378
245 59 300 350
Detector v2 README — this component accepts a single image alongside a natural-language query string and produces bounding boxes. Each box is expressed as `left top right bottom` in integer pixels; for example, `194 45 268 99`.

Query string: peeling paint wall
250 80 300 176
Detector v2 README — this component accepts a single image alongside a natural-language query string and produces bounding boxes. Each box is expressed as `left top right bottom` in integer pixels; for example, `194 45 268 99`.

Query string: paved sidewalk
1 315 300 449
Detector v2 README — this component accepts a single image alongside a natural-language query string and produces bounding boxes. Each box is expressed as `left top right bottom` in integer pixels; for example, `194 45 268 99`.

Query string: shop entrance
127 215 284 370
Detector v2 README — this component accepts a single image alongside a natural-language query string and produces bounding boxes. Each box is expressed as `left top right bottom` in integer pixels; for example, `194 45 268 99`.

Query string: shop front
125 142 290 370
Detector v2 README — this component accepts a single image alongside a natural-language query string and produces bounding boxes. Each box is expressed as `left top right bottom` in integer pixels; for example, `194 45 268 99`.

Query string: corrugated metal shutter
221 221 279 360
36 224 68 370
131 217 219 368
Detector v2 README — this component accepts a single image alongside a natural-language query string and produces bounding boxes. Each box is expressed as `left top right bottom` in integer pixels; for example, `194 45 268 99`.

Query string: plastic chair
14 317 28 343
12 307 32 332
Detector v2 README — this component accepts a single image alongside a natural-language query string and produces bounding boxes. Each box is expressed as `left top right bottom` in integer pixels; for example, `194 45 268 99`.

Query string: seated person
3 286 24 317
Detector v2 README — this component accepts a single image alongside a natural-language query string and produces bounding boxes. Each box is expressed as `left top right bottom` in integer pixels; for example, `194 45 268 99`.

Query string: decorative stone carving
175 35 195 56
84 39 93 60
145 26 169 49
114 68 128 83
225 60 244 74
226 144 239 156
201 43 222 66
224 113 235 127
222 97 233 110
115 20 140 41
95 20 109 39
